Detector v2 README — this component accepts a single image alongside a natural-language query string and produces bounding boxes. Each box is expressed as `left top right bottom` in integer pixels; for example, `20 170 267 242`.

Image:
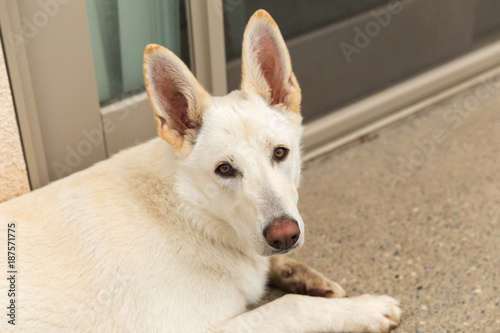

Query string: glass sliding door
224 0 500 122
3 0 499 186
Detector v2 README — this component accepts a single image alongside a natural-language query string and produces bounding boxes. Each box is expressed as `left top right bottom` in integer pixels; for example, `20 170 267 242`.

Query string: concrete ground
265 73 500 332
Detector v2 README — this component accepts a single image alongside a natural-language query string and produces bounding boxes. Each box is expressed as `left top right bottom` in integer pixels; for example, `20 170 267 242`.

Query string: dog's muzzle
263 217 300 251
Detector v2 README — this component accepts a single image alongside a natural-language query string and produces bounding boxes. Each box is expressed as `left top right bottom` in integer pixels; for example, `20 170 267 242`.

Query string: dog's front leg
214 293 401 332
269 256 346 298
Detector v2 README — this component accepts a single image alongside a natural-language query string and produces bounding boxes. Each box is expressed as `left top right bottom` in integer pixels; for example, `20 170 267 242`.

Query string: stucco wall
0 35 30 202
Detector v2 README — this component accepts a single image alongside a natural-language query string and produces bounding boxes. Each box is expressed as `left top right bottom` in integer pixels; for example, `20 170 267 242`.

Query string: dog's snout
264 218 300 250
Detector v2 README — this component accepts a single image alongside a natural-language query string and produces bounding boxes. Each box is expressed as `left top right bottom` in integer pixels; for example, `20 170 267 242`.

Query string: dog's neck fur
110 137 261 259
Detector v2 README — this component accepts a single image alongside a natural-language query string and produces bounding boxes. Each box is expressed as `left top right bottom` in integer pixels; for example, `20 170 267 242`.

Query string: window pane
224 0 483 123
224 0 390 61
85 0 190 104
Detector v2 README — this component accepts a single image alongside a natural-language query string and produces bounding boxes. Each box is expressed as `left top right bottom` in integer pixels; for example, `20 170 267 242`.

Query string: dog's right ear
143 44 212 155
241 10 301 119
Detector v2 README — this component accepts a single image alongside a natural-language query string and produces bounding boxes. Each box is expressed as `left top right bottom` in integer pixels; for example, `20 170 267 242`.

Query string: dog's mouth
272 243 301 255
262 240 303 256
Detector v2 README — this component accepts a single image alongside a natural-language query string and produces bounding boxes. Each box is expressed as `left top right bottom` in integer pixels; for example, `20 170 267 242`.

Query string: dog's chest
169 236 270 305
118 223 271 330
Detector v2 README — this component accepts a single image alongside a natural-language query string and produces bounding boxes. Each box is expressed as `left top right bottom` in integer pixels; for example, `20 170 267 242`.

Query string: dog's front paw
346 294 402 333
270 256 346 298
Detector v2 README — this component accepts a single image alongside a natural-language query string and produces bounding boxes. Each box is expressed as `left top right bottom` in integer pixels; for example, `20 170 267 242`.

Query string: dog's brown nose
264 218 300 250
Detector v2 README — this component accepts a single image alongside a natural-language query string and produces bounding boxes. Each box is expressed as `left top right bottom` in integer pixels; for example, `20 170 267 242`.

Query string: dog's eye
216 163 234 177
274 147 289 161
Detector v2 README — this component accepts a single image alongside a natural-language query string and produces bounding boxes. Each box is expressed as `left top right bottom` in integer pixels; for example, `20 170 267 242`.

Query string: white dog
0 10 401 332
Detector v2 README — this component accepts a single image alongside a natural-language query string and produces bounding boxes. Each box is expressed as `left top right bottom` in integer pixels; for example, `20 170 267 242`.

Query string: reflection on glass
86 0 189 105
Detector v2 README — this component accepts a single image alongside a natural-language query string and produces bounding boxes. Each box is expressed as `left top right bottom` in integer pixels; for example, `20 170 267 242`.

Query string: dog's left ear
143 44 212 155
241 10 301 116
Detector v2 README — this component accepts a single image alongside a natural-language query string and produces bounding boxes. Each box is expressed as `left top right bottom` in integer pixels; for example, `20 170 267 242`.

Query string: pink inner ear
150 58 194 136
253 26 287 105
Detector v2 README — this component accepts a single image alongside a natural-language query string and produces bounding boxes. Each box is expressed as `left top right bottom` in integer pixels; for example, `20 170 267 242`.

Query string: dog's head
143 10 304 256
